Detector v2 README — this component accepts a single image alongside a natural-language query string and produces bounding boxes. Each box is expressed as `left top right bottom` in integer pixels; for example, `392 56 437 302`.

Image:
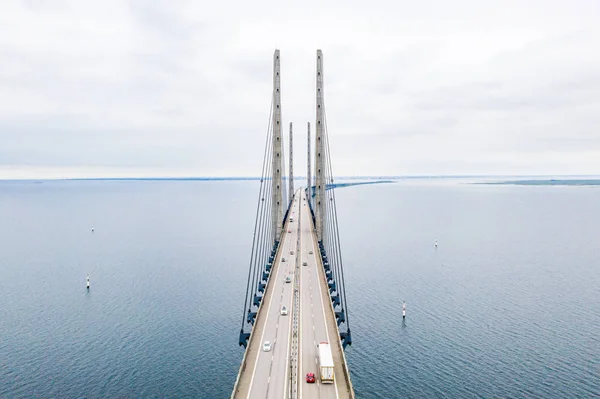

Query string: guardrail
309 212 356 398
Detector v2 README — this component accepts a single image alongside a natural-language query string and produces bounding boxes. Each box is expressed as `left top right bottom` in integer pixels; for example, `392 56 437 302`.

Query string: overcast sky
1 0 599 178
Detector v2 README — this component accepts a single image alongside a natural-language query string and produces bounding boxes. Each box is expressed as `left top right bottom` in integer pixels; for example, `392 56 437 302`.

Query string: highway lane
245 194 300 398
298 191 340 399
237 190 349 399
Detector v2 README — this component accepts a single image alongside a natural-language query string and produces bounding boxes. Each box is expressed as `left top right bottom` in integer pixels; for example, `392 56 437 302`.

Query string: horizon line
1 174 600 182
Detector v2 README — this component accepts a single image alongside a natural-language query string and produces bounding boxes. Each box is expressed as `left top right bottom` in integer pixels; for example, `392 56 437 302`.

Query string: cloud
0 0 599 178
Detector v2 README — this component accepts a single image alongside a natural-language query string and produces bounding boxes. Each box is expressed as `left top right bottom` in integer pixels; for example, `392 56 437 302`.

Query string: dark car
306 372 315 383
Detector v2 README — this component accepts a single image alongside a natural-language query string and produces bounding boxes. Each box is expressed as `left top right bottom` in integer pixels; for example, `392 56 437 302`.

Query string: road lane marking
297 195 304 399
313 230 340 399
245 214 290 399
283 195 298 399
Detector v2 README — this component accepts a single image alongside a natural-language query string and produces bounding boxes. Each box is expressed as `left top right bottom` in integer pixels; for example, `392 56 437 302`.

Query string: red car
306 372 315 383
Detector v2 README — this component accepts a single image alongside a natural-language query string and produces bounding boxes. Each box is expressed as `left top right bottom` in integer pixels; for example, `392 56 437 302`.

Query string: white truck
317 342 335 383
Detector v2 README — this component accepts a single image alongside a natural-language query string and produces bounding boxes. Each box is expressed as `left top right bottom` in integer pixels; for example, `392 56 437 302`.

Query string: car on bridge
263 341 271 352
280 306 288 315
303 261 308 266
306 372 315 383
285 276 291 283
290 250 294 255
309 250 313 254
282 257 286 262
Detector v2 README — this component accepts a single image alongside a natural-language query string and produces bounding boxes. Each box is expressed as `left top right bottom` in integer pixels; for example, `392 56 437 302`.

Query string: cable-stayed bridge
231 50 354 399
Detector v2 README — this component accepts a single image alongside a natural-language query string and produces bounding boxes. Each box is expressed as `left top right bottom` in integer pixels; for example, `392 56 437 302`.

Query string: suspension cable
241 97 274 331
323 108 351 330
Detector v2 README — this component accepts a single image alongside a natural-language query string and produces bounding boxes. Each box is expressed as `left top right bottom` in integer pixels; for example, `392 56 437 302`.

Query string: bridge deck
232 190 354 398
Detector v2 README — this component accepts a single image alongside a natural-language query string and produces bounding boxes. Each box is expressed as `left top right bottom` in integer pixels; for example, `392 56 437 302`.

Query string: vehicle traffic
317 342 334 383
263 341 272 352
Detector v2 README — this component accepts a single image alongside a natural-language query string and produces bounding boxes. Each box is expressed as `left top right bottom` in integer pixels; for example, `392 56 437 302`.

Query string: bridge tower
307 122 311 204
289 122 294 202
272 50 284 244
234 50 354 398
314 49 326 242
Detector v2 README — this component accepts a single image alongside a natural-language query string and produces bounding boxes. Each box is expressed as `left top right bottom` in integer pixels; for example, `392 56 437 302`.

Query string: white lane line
245 222 289 399
300 244 308 397
299 199 310 399
283 199 297 399
313 232 340 399
297 196 304 399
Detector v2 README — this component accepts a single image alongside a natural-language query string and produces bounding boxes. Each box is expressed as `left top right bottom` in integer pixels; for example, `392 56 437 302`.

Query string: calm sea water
0 179 598 398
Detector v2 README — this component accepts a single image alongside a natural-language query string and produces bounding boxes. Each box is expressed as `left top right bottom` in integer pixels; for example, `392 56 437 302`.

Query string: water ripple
1 180 599 398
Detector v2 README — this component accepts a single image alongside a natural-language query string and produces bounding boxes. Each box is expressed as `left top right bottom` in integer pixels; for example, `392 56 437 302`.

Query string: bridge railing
308 207 356 398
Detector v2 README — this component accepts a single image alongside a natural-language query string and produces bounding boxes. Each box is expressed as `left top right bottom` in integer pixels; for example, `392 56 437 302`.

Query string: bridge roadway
232 189 353 398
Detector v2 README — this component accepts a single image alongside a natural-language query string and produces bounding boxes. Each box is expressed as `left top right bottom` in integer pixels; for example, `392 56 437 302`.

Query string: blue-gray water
1 179 599 398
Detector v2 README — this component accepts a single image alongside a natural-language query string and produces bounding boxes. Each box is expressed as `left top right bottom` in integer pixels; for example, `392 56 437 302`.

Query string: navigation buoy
86 275 90 289
92 226 95 232
402 301 406 319
435 240 438 248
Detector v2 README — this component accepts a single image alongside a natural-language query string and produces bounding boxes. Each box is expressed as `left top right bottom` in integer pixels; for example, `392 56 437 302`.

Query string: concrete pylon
315 50 325 242
272 50 283 244
307 122 311 203
289 122 294 203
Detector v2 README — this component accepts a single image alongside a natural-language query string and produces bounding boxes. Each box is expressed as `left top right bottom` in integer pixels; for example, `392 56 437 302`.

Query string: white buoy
402 301 406 319
91 226 95 232
86 274 90 289
435 239 438 248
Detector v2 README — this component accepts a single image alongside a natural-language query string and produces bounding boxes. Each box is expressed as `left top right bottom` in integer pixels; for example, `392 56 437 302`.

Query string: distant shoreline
1 175 599 182
481 179 600 186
